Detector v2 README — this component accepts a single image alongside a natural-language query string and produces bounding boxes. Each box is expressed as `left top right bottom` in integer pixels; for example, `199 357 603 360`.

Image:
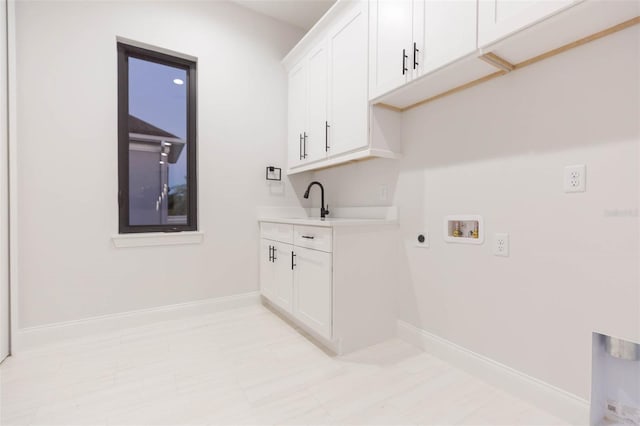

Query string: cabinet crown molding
282 0 357 71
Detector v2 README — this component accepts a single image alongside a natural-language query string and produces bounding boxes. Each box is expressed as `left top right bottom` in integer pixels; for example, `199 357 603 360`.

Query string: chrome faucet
303 181 330 220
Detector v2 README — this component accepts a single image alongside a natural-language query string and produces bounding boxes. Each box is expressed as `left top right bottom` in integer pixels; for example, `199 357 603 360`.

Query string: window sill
112 231 204 248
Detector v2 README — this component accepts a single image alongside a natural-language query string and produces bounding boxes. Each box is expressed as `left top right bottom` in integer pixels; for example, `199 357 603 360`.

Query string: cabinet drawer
261 222 294 244
294 225 332 252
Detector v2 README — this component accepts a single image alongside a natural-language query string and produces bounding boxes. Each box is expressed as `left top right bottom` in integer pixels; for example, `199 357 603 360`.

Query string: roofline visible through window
117 41 198 234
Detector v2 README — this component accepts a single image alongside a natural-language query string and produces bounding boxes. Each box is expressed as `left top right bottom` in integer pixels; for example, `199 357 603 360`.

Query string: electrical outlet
416 232 429 248
564 165 586 193
494 233 509 257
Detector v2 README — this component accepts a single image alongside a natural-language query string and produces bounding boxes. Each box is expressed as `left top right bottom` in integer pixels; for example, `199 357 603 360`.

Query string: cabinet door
293 247 332 340
287 61 307 169
414 0 478 76
328 1 369 157
272 242 294 313
259 239 277 302
477 0 578 47
369 0 413 99
306 43 328 163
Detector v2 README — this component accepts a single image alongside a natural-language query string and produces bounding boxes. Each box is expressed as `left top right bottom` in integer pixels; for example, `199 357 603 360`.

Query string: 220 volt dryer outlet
564 164 586 193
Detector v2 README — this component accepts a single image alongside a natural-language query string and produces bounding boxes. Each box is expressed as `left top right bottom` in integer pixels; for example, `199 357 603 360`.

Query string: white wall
14 1 308 328
0 0 9 359
313 27 640 399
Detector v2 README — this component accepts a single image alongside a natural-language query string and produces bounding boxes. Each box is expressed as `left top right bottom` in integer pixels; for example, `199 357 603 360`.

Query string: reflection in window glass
127 57 188 226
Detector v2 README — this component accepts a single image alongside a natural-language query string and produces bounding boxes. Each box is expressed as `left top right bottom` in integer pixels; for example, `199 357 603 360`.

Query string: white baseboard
396 320 590 425
13 292 260 353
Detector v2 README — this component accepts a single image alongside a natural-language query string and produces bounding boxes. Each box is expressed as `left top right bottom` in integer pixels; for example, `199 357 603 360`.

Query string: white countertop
258 217 398 227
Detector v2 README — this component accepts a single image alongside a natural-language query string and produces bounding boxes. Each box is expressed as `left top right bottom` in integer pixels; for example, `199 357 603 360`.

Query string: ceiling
234 0 336 31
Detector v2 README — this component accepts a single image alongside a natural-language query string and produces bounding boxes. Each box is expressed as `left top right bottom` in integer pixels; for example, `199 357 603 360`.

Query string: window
117 42 197 233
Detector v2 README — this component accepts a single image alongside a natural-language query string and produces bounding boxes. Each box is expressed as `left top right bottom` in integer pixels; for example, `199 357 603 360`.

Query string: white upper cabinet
413 0 478 76
306 43 329 163
284 0 402 174
285 0 637 168
369 0 414 99
327 1 369 156
477 0 580 47
287 62 307 169
287 46 328 167
370 0 481 99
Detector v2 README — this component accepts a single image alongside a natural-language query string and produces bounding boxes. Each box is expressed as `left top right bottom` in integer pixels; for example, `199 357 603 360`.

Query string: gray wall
15 0 308 328
0 0 9 359
313 27 640 399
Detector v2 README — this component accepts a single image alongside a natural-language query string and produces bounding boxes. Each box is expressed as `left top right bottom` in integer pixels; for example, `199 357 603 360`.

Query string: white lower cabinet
273 242 294 313
259 220 399 354
260 239 277 302
260 239 294 313
260 223 332 340
292 246 332 339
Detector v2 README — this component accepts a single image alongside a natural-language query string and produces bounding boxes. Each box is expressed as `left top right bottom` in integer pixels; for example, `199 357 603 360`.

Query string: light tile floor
0 304 568 425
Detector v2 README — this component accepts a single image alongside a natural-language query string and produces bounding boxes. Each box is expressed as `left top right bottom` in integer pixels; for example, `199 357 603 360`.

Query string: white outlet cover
379 185 388 202
564 164 586 193
416 232 429 248
494 233 509 257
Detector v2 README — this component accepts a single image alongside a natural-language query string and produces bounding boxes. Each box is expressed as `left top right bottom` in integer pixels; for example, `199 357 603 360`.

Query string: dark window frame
117 42 197 234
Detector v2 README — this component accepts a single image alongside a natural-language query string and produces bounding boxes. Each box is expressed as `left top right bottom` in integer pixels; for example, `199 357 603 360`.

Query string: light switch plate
564 164 586 193
494 233 509 257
